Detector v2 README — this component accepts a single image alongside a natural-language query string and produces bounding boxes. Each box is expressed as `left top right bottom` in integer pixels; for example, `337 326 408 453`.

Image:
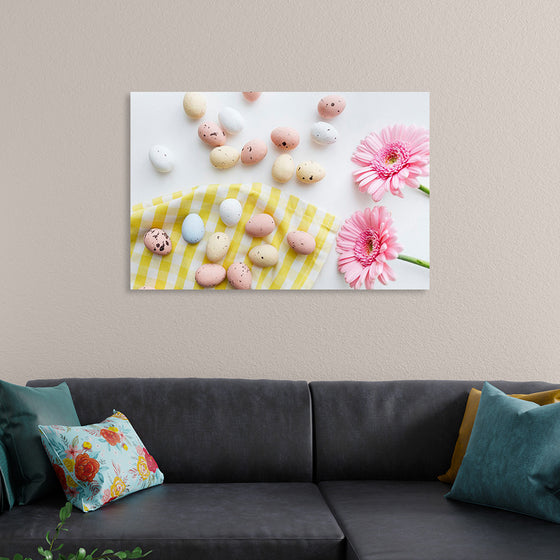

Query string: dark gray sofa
1 378 559 560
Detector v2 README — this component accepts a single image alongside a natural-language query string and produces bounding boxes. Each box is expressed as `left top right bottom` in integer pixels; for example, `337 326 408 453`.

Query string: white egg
310 122 338 145
149 145 174 173
219 199 243 226
218 107 245 135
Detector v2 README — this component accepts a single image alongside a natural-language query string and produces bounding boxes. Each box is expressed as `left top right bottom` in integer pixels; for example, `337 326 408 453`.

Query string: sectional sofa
1 377 560 559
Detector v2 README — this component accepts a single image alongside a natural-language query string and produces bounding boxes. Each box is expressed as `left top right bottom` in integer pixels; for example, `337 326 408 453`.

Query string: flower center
372 141 410 179
354 228 380 266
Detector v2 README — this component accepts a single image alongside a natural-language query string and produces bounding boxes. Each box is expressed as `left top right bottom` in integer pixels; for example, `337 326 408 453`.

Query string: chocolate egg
270 127 300 151
296 161 326 184
210 146 240 169
183 92 206 119
218 107 245 135
143 228 172 255
287 231 316 255
219 199 243 226
148 145 174 173
195 264 226 288
245 213 276 237
317 94 346 119
242 92 262 102
249 244 279 268
206 232 230 263
241 139 268 165
198 121 226 147
311 122 338 145
271 154 295 184
227 262 252 289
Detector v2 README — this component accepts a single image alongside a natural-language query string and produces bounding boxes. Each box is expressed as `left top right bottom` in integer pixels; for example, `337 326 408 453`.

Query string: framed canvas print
130 92 429 290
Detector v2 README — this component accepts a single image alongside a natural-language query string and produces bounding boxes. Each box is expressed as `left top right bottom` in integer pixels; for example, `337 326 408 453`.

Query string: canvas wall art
130 92 429 290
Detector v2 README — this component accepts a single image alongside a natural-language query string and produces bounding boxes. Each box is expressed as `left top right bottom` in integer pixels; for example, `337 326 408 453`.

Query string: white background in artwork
131 92 429 289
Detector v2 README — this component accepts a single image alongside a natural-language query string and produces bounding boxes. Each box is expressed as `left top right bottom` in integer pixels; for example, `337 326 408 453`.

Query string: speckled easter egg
195 264 226 288
198 121 226 147
227 262 252 289
296 161 326 184
218 107 245 134
317 95 346 119
249 244 279 268
270 127 300 151
210 146 240 169
245 213 276 237
271 154 295 184
144 228 172 255
241 139 268 165
311 122 338 145
242 92 262 102
219 198 243 226
183 92 207 119
181 213 205 244
206 232 230 262
287 231 316 255
148 145 174 173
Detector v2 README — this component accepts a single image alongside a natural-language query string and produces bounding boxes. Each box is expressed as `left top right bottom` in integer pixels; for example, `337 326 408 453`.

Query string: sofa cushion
0 380 80 504
446 382 560 523
310 380 559 480
27 378 313 483
39 411 164 512
0 483 345 560
320 480 560 560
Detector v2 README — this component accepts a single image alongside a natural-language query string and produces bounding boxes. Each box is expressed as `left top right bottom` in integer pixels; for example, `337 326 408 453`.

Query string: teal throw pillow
39 411 164 512
0 380 80 504
446 382 560 523
0 439 15 511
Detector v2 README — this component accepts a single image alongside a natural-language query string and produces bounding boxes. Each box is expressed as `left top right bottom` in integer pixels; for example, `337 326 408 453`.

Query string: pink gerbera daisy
336 206 403 289
352 124 429 202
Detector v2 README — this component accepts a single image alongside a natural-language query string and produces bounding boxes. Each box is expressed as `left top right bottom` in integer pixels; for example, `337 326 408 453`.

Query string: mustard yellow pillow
438 387 560 484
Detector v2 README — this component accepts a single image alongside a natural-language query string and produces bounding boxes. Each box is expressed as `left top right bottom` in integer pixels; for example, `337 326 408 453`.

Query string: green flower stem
418 184 430 196
398 254 430 269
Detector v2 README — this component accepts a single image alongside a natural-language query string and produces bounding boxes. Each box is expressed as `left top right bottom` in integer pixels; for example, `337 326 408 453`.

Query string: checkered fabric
130 183 341 290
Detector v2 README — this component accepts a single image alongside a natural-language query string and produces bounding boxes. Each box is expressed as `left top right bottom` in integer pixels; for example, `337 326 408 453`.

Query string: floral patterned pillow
38 411 164 512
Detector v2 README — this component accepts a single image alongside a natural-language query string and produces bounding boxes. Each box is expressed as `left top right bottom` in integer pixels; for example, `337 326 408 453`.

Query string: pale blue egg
181 213 205 244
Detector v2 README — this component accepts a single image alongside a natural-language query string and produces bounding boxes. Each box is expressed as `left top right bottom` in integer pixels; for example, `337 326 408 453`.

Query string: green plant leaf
75 549 86 560
13 555 23 560
114 553 127 560
54 545 64 552
100 552 114 556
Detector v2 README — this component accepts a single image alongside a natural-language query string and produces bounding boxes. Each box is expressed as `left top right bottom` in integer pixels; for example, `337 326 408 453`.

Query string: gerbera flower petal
351 124 429 202
336 206 402 290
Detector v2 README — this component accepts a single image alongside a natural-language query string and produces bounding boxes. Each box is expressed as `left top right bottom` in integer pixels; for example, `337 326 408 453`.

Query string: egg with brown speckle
317 94 346 119
183 92 207 119
270 127 300 151
195 264 226 288
245 214 276 237
210 146 240 169
198 121 226 147
242 92 262 102
296 161 326 184
143 228 172 256
241 139 268 165
287 231 316 255
249 244 279 268
227 262 252 289
206 232 230 263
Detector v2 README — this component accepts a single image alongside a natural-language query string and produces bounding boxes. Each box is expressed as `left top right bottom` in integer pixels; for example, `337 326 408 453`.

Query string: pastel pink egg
241 139 268 165
317 95 346 119
198 121 227 147
243 91 262 102
227 262 252 290
287 231 316 255
245 213 276 237
195 264 226 288
143 228 172 256
270 127 300 151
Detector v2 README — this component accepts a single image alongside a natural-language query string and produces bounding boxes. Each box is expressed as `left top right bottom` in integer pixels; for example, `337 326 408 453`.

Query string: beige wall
2 1 559 385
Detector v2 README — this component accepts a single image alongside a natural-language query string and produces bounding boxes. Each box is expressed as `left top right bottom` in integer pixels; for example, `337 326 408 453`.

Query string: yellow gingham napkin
130 182 341 290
